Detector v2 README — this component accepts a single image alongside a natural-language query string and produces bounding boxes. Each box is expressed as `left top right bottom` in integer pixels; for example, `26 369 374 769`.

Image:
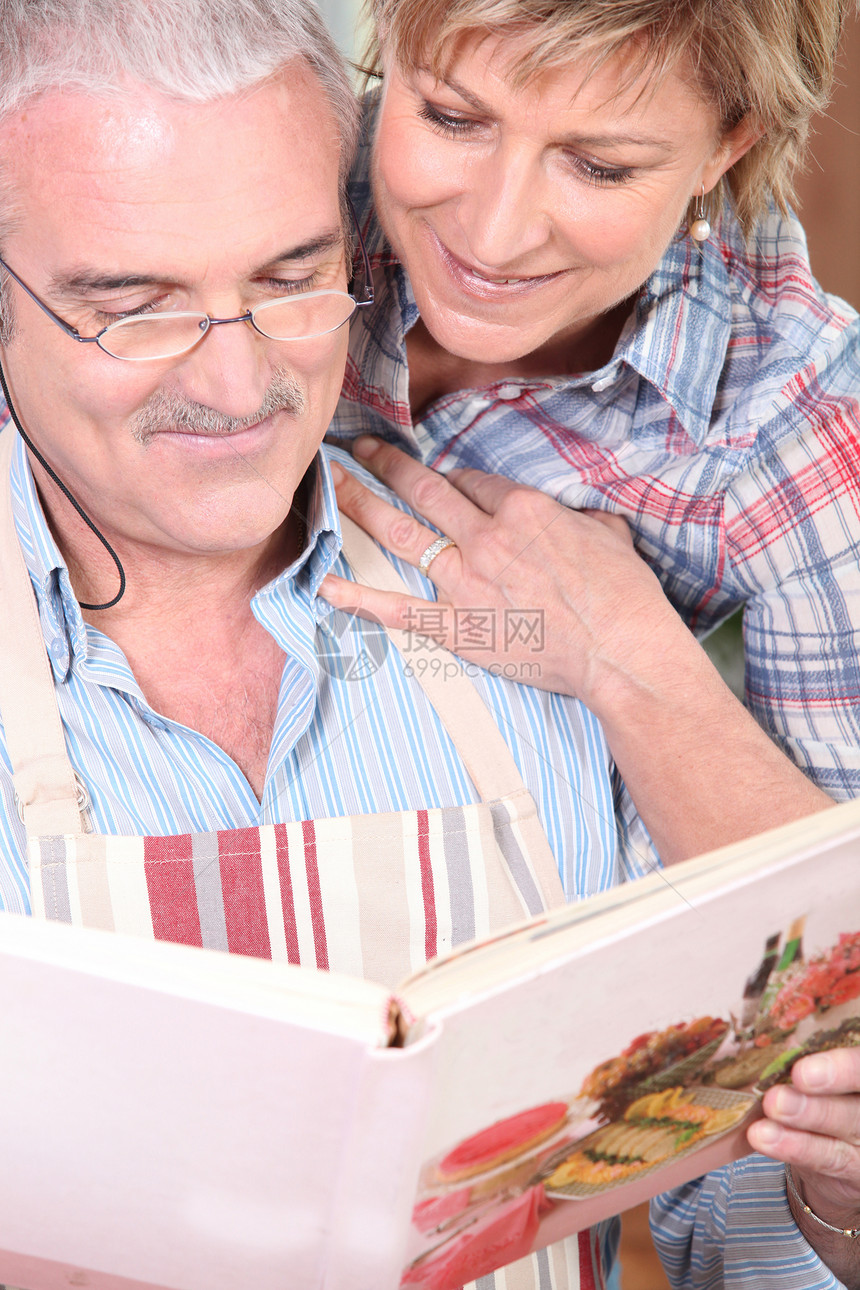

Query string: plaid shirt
335 99 860 801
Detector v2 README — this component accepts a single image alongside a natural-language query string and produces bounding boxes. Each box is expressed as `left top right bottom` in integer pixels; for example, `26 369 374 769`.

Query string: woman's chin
416 299 558 366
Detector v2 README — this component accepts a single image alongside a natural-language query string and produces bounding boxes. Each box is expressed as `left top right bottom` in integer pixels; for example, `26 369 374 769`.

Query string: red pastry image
433 1101 569 1183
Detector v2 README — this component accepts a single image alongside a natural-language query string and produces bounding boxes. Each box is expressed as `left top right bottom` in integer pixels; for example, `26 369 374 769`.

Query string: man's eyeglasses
0 197 374 363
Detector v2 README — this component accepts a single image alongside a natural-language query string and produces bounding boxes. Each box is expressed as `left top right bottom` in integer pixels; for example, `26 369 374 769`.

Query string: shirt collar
618 229 732 446
5 416 345 681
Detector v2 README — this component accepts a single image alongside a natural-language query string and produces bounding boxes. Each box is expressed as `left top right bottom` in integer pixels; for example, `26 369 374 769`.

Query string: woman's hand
321 436 679 708
320 437 831 864
750 1047 860 1283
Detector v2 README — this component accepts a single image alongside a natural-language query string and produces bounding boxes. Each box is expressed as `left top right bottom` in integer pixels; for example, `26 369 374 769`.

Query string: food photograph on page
400 919 860 1290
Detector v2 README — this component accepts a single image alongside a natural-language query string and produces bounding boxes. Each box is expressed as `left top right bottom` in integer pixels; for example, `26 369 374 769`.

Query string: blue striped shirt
651 1156 846 1289
0 420 650 1284
0 423 655 914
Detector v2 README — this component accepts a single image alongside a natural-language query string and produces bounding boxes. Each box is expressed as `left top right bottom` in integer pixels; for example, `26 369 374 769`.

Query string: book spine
324 1023 440 1290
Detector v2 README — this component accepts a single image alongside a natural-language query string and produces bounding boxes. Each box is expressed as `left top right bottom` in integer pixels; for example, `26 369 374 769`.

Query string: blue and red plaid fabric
335 97 860 801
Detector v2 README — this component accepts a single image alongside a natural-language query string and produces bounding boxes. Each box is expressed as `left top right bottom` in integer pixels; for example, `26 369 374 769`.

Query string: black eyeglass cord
0 359 126 611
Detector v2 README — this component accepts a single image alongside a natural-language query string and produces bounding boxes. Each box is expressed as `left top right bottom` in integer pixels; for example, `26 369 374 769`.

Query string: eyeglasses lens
99 291 357 360
100 314 209 361
252 291 357 340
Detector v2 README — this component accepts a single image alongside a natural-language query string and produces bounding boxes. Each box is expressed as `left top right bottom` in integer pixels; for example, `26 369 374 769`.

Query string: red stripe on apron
144 834 203 947
417 809 437 961
578 1228 599 1290
302 819 329 971
274 822 301 965
216 827 272 959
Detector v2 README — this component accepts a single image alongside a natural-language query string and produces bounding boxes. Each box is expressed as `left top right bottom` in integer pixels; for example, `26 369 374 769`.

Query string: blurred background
318 3 860 1284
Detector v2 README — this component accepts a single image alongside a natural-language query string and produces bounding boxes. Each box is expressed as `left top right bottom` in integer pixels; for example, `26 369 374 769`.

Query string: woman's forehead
400 31 713 131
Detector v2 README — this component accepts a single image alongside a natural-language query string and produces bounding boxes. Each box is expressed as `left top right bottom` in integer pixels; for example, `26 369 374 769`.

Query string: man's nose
455 147 552 269
173 314 275 421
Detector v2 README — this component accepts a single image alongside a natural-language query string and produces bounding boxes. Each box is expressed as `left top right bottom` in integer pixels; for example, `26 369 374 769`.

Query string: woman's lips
428 227 566 300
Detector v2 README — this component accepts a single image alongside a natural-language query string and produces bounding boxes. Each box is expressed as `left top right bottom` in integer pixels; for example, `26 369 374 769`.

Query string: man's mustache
130 368 306 446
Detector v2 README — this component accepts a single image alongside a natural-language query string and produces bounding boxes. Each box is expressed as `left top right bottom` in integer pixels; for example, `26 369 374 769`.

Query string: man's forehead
0 70 342 270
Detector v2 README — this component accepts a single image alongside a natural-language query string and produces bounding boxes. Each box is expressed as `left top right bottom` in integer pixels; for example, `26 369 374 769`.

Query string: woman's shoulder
715 203 857 351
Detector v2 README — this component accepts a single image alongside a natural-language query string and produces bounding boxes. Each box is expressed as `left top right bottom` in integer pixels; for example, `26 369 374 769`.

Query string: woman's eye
568 154 634 186
418 101 481 138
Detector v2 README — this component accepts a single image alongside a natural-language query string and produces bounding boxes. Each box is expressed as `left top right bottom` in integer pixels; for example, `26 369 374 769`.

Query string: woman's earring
690 184 711 243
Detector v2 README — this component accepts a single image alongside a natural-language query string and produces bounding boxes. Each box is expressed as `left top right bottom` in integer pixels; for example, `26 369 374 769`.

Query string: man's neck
30 462 305 635
32 465 307 801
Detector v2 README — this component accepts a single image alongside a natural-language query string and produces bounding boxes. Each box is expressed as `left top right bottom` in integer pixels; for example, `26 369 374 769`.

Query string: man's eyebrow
259 230 345 269
420 68 674 152
47 271 161 296
48 230 346 296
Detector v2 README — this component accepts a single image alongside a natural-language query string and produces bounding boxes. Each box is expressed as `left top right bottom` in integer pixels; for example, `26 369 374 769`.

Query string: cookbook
1 798 859 1290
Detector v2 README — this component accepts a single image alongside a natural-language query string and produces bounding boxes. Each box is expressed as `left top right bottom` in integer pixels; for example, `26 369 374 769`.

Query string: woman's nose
454 149 552 269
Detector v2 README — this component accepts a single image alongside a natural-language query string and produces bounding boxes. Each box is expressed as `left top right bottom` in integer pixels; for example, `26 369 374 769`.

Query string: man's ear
703 118 765 191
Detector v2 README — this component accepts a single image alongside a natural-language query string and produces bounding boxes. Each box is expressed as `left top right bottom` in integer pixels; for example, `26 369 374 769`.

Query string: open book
2 798 860 1290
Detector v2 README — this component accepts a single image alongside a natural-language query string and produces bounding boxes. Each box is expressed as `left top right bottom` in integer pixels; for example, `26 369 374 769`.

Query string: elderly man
0 4 857 1290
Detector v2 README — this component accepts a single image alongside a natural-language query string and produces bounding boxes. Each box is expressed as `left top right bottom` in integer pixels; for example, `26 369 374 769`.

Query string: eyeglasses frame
0 194 374 362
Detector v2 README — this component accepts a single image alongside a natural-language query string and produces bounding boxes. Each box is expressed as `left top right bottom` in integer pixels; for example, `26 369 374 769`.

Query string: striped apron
0 427 606 1290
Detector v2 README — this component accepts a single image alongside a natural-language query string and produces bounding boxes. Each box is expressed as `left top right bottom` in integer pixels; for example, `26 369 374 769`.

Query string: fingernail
353 435 379 460
329 460 345 483
798 1054 830 1089
751 1120 781 1148
773 1086 805 1118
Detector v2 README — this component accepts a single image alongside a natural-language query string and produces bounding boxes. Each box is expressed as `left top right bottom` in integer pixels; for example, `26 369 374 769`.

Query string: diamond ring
418 535 457 576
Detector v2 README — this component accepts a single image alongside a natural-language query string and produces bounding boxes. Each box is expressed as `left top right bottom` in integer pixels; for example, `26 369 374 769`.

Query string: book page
396 800 860 1290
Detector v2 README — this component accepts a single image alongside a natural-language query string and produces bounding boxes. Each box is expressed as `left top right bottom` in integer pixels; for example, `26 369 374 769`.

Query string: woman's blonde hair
364 0 852 232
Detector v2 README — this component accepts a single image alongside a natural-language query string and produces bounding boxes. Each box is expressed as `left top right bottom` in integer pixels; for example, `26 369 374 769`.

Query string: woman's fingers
748 1048 860 1220
352 436 488 541
793 1048 860 1097
583 508 636 547
754 1090 860 1166
318 572 454 642
331 459 461 582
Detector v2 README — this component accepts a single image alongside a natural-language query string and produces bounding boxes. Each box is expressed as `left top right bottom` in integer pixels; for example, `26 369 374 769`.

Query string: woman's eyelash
417 102 478 137
569 156 634 186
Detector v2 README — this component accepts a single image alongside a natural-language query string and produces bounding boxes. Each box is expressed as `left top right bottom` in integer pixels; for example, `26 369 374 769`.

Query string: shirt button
495 383 523 400
591 367 620 393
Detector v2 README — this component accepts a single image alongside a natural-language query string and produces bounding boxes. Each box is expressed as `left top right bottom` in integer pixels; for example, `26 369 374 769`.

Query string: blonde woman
322 1 860 1286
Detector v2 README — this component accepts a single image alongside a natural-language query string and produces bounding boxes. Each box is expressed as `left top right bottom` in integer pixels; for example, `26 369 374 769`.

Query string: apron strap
0 427 84 835
338 515 534 804
338 516 566 910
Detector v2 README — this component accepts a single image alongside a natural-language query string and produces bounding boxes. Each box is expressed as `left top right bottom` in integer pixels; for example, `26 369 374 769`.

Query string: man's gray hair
0 0 360 340
0 0 358 163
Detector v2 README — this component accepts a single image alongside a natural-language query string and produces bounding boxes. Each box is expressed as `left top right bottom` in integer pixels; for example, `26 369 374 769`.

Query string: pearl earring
690 184 711 243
